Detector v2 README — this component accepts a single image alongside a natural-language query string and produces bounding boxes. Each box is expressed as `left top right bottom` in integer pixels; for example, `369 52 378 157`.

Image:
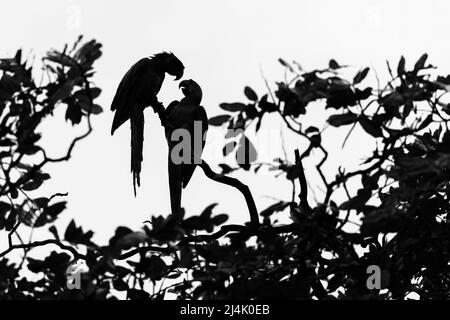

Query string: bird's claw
153 101 164 114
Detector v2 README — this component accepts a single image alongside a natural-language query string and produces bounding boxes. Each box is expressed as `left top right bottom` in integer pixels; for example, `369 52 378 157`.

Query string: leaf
219 164 233 174
278 58 294 71
259 94 278 112
21 172 50 191
179 245 194 268
305 126 319 134
48 225 59 240
244 86 258 101
139 256 167 281
28 251 71 274
245 104 258 119
211 214 228 226
260 201 290 217
397 56 405 76
355 87 372 101
200 203 218 218
325 81 357 109
0 201 11 216
208 115 231 126
65 104 82 125
359 116 383 138
0 139 15 147
22 179 44 191
339 189 371 210
89 87 101 99
329 59 340 69
49 79 77 104
118 231 147 250
442 103 450 115
14 49 22 63
414 53 428 71
113 278 129 291
310 134 321 147
80 103 103 115
327 274 345 292
327 112 358 127
236 136 257 170
353 67 370 84
417 114 433 130
222 141 237 156
34 202 67 227
0 202 11 229
382 91 404 108
46 202 67 217
127 289 150 300
219 103 246 112
64 219 94 245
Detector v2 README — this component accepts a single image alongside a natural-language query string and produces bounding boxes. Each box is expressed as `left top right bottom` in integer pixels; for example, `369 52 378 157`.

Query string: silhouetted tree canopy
1 37 450 300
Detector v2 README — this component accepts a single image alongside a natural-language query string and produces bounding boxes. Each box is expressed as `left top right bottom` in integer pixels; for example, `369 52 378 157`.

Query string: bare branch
294 149 311 213
198 160 260 227
0 239 86 260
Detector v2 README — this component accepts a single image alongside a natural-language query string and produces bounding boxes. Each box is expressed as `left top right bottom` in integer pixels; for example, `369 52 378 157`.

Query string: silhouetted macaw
164 79 208 216
110 52 184 195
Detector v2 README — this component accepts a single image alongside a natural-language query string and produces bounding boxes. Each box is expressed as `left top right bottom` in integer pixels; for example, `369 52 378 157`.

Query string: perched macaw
110 52 184 195
164 79 208 216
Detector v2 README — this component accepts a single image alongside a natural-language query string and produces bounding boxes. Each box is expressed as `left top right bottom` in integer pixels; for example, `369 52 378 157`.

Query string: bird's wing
165 100 179 116
111 58 155 135
181 105 208 188
197 106 209 150
111 58 150 111
164 100 179 134
165 100 184 215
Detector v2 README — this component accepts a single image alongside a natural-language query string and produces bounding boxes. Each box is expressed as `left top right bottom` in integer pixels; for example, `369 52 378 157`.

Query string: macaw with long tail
164 79 208 216
110 52 184 195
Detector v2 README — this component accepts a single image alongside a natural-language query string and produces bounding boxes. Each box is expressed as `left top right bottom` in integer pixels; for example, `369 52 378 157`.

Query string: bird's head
179 79 202 103
157 52 184 80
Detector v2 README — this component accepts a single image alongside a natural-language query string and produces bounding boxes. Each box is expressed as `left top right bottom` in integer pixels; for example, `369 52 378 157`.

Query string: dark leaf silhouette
219 103 246 112
414 53 428 71
329 59 340 69
353 67 370 84
359 116 383 138
244 86 258 101
208 115 231 126
327 112 358 127
397 55 405 75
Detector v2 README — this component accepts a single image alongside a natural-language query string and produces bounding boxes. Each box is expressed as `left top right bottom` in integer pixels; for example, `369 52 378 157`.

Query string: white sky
1 0 450 245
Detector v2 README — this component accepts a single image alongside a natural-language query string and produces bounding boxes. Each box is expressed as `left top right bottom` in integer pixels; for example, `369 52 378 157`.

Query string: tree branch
181 224 252 244
118 245 174 260
0 239 86 260
294 149 311 213
198 160 259 227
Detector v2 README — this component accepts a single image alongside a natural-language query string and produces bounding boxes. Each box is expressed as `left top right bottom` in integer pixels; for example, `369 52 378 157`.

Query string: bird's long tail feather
130 109 144 196
168 151 182 216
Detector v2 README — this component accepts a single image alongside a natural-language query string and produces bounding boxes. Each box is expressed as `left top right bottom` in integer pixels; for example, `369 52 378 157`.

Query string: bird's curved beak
179 80 188 90
174 68 184 81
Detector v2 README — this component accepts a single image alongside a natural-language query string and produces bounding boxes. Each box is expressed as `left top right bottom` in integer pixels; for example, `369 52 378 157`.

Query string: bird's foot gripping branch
153 101 262 230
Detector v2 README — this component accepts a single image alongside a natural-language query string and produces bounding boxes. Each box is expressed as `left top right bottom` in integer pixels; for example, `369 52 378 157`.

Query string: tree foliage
1 39 450 300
